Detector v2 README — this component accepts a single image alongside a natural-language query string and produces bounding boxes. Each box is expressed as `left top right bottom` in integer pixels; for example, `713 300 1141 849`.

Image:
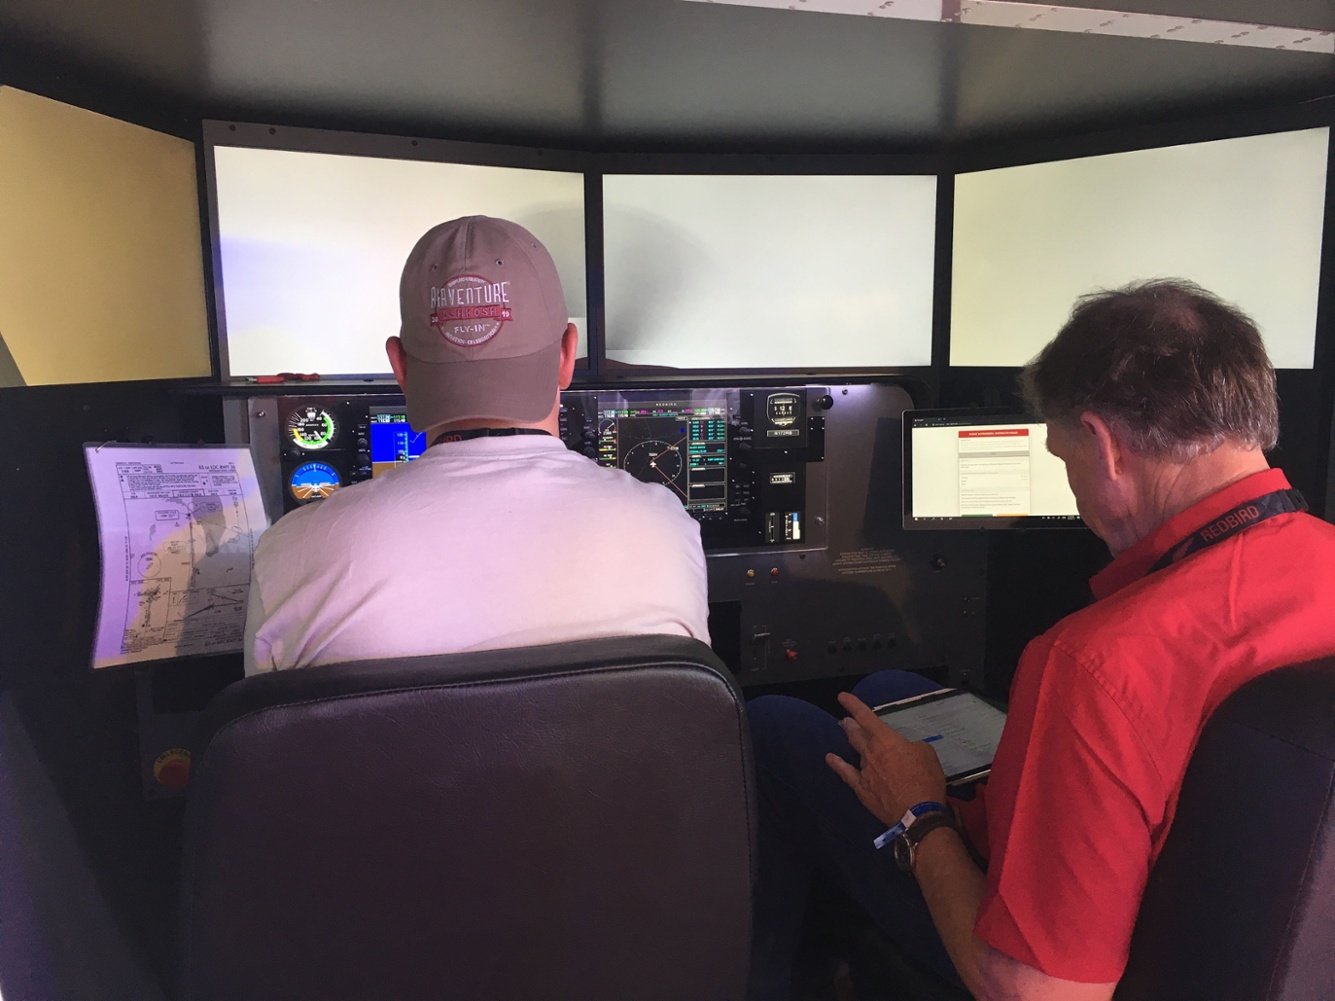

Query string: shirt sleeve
641 483 712 644
242 572 271 675
974 636 1166 983
679 515 711 644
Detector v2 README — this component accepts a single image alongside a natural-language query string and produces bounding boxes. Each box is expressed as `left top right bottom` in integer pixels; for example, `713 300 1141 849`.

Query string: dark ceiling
1 0 1332 150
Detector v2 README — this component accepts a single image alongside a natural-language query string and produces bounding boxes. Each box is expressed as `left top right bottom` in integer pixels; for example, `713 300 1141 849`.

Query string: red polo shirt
968 468 1335 982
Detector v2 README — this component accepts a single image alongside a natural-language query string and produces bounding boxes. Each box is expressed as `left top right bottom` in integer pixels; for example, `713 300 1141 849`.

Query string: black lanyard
1147 488 1307 575
431 427 552 446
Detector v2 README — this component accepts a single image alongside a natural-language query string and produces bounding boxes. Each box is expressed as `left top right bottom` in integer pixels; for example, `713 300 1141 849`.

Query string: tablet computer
873 688 1007 785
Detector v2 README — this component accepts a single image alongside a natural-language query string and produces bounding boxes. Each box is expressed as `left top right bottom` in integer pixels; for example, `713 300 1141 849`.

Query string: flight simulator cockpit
2 7 1334 998
191 113 1327 700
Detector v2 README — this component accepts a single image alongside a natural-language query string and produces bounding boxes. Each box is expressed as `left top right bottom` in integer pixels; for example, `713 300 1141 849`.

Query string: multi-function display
595 400 729 513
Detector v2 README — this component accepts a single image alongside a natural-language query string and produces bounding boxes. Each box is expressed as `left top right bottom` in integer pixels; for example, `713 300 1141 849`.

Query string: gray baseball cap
398 216 569 434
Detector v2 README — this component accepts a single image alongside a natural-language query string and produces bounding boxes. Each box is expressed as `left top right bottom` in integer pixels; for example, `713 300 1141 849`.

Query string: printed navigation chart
85 445 269 669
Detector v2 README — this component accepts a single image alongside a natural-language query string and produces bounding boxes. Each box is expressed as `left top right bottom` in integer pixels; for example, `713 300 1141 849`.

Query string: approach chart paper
85 444 269 669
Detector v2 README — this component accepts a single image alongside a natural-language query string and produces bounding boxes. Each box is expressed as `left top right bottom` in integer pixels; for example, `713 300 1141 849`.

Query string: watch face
893 834 913 873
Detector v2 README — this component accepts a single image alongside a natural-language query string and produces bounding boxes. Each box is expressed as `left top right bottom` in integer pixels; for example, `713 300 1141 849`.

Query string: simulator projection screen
602 174 937 369
212 146 587 377
951 128 1329 369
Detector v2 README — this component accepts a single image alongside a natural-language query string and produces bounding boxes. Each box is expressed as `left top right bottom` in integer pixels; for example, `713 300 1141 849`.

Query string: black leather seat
1117 657 1335 1000
180 635 755 1001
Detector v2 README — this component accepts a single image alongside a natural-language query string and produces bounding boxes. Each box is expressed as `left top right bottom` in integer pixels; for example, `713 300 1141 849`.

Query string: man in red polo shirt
747 279 1335 1000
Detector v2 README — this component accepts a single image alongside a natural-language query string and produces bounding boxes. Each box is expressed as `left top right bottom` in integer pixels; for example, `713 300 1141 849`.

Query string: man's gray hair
1020 279 1279 462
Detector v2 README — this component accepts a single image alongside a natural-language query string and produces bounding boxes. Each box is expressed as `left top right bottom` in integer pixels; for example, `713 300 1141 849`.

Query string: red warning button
153 747 192 792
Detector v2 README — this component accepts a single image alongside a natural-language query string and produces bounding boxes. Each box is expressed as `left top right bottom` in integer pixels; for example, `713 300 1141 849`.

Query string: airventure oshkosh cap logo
429 274 513 346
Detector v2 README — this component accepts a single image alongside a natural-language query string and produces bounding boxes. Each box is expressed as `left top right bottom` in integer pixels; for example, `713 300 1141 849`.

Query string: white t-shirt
244 434 710 673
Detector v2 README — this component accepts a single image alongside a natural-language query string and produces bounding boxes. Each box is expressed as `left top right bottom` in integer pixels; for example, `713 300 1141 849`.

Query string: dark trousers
747 671 967 1000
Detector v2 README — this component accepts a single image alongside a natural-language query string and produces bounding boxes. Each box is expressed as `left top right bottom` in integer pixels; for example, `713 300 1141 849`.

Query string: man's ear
556 324 578 391
1080 411 1125 480
386 336 409 392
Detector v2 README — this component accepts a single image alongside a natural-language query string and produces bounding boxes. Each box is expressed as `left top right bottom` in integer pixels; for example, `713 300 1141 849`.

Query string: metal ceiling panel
958 3 1334 52
0 0 1330 148
687 0 1334 52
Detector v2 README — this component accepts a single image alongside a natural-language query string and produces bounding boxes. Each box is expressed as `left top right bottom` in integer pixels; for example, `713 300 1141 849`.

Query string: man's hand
828 694 1121 1001
826 691 948 826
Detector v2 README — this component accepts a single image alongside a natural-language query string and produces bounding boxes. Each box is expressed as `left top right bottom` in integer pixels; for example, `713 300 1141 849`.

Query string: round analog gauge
287 406 338 450
289 461 342 503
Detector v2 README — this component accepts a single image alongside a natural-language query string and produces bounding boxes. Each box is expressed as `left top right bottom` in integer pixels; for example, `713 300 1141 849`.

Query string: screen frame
593 161 945 379
948 124 1330 371
936 103 1333 520
200 120 949 384
198 109 1331 395
201 120 596 382
902 406 1085 531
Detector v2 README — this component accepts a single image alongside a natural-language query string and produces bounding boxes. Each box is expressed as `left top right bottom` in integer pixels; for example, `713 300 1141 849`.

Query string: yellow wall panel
0 87 210 386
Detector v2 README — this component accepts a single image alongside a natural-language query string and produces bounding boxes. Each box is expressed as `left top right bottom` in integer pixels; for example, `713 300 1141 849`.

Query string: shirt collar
1089 467 1293 600
423 433 565 456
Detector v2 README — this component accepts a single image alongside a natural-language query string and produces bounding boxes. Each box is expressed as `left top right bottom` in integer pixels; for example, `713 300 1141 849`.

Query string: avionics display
951 128 1330 369
210 140 586 377
595 400 729 514
272 389 827 551
368 408 428 477
904 410 1082 530
563 389 822 547
602 174 937 369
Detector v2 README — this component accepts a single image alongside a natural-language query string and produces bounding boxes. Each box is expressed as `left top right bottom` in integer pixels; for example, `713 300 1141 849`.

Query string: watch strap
872 800 948 850
894 809 957 874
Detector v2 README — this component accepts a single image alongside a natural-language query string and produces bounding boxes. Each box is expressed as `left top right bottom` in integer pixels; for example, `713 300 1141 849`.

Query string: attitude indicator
289 461 342 503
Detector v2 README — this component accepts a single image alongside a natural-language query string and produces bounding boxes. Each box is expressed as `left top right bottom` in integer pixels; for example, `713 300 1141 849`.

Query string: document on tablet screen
874 690 1007 783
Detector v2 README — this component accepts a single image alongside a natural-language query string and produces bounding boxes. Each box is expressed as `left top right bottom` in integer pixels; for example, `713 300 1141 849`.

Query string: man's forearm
911 826 991 998
829 692 1118 1001
911 829 1119 1001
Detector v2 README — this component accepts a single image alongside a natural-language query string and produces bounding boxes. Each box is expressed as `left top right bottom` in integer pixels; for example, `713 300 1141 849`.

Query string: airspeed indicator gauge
287 406 338 450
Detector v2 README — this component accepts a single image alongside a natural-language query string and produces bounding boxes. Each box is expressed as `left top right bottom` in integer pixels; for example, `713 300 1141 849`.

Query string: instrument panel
239 382 989 690
268 387 829 552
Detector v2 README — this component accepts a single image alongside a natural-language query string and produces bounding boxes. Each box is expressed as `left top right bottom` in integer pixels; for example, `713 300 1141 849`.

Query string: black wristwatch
892 808 956 874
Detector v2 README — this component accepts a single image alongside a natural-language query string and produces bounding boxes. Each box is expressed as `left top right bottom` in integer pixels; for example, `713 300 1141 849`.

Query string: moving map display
596 401 728 512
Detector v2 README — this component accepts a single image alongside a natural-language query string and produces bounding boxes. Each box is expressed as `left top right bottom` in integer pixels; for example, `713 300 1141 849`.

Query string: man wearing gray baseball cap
244 216 710 673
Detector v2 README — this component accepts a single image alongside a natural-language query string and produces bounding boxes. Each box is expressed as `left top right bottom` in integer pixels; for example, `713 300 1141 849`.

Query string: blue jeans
747 671 966 1000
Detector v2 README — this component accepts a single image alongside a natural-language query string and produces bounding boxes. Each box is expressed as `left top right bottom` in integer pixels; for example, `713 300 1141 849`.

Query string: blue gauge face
289 461 341 503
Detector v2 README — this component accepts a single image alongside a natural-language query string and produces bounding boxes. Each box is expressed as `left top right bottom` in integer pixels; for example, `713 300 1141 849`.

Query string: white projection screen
602 174 937 369
951 128 1329 369
213 147 587 377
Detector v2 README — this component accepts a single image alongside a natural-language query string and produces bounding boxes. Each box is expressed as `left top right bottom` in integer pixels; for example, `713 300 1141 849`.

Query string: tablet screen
874 689 1007 784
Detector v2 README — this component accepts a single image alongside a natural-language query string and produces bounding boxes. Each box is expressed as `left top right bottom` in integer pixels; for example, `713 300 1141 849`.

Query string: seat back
180 635 755 1001
1117 658 1335 1001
